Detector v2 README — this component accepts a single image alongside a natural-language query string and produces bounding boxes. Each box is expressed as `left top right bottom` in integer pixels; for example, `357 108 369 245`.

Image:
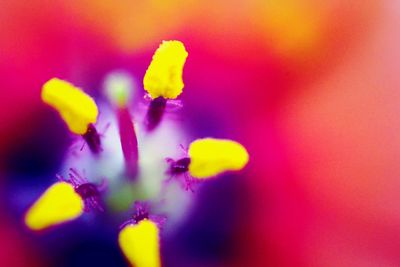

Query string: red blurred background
1 0 400 266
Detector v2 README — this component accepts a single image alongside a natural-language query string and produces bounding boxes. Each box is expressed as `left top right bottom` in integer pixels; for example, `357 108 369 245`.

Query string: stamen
120 201 166 230
167 157 191 176
82 124 102 154
188 138 249 179
143 40 188 100
164 157 197 191
75 183 100 199
68 168 104 212
119 219 161 267
42 78 102 154
24 182 84 231
118 202 164 267
143 40 188 131
132 201 150 223
41 78 98 135
145 96 167 131
26 40 251 266
164 139 249 189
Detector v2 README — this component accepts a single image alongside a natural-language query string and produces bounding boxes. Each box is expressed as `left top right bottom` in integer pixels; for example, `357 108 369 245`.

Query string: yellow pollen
188 138 249 179
119 219 161 267
41 78 99 135
143 40 188 99
24 182 84 231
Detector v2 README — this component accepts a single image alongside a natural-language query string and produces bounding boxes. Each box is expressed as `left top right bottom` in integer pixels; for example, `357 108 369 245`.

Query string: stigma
103 72 139 176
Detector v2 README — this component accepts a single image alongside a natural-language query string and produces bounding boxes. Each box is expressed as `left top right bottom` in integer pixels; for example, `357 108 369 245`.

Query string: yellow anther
119 219 161 267
25 182 84 231
41 78 99 135
143 40 188 99
188 138 249 179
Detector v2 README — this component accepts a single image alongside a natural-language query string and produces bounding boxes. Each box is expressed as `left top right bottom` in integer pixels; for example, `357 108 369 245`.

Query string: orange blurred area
61 0 380 67
0 0 380 130
62 0 197 52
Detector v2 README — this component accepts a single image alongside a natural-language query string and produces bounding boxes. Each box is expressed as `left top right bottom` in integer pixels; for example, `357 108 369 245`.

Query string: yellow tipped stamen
41 78 99 135
119 219 161 267
188 138 249 179
24 182 84 231
143 40 188 100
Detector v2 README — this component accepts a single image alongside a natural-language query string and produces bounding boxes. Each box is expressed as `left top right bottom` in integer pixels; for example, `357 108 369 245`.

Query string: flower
24 40 249 267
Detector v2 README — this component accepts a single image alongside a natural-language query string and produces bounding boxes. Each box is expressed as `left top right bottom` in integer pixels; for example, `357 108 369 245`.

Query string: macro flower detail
24 181 84 231
188 138 249 178
168 138 249 179
143 40 188 100
42 78 99 135
24 169 104 231
104 72 139 177
118 202 165 267
24 40 249 266
143 40 188 131
42 78 102 153
119 219 161 267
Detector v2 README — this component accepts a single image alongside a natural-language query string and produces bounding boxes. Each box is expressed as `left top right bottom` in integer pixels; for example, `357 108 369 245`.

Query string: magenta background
1 1 400 266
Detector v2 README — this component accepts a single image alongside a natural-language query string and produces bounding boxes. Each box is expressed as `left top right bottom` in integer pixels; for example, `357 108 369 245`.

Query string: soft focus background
1 1 400 266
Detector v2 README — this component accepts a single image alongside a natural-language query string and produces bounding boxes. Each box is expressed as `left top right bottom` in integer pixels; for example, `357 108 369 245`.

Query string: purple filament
165 157 197 191
117 107 139 178
61 168 104 212
82 124 102 154
132 201 150 223
145 97 167 131
75 183 100 199
75 183 103 212
120 201 166 229
167 157 191 176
